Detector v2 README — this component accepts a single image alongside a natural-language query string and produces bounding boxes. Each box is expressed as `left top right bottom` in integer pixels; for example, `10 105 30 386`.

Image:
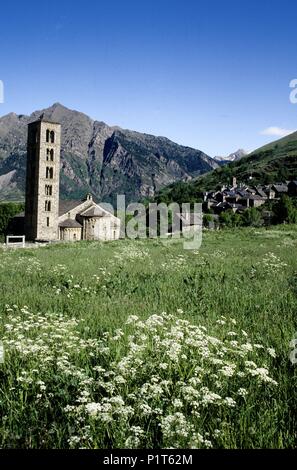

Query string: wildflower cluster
2 305 109 407
51 267 113 297
114 245 150 263
161 254 186 270
0 254 42 273
260 252 288 274
64 311 278 449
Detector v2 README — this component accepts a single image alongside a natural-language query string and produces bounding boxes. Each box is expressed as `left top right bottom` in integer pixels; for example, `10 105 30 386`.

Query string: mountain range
0 103 218 203
214 149 248 165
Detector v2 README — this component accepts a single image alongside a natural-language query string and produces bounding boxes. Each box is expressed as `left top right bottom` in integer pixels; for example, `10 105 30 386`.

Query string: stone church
24 116 121 242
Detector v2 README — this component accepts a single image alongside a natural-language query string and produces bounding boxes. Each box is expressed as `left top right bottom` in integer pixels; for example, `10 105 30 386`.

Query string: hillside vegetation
156 132 297 204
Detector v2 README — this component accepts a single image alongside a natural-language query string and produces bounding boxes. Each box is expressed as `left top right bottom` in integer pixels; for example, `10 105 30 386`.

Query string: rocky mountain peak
0 103 218 203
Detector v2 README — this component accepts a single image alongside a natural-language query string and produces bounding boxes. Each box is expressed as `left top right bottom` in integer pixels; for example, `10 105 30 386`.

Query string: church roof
80 206 110 217
36 113 61 125
59 219 82 228
59 199 87 216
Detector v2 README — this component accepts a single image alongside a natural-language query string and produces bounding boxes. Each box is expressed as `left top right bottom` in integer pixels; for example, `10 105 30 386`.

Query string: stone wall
83 216 120 241
60 227 82 241
25 119 61 241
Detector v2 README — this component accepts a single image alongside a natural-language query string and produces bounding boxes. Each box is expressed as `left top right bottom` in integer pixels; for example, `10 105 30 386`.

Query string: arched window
50 149 54 161
50 130 55 143
45 200 51 212
45 185 52 196
46 129 50 143
46 167 54 179
46 148 50 161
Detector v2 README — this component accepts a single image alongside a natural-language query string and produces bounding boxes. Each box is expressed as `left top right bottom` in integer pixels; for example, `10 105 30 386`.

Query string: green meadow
0 226 297 448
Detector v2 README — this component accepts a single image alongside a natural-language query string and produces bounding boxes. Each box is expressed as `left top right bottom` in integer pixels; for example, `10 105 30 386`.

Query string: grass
0 225 297 448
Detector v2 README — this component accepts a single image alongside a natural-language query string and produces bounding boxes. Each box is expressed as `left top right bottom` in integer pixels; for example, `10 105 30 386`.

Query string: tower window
50 131 55 143
45 185 52 196
46 167 54 179
47 217 50 227
45 200 51 212
46 129 50 143
46 148 54 161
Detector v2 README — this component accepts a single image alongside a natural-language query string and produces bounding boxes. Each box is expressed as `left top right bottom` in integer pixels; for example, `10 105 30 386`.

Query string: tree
241 207 262 227
274 195 297 224
0 203 24 235
219 210 242 228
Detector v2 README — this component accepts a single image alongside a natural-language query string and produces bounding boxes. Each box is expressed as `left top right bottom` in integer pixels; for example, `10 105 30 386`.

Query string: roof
255 187 267 198
59 199 86 216
59 219 82 228
237 190 250 197
33 113 61 125
272 184 288 192
80 206 110 218
238 194 265 201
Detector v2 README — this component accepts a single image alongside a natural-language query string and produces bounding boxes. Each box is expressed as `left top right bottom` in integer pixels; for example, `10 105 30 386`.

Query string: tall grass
0 225 297 448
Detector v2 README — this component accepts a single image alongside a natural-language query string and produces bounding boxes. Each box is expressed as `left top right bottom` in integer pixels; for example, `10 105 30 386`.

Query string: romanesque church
23 116 121 242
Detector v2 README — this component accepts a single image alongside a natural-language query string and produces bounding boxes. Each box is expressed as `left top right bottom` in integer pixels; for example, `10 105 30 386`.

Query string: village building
22 116 120 242
271 183 288 198
201 178 293 216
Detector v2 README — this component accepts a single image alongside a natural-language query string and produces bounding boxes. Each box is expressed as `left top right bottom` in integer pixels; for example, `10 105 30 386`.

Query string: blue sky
0 0 297 157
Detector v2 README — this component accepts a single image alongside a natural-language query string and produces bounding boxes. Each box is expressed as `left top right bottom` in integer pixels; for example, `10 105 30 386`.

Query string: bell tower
25 116 61 241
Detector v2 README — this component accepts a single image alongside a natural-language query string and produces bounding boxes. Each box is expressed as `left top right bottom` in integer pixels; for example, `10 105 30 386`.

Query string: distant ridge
214 149 247 166
0 103 218 202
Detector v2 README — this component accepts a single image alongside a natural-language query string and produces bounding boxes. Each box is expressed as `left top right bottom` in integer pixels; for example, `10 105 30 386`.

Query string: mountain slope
0 103 217 203
155 132 297 203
